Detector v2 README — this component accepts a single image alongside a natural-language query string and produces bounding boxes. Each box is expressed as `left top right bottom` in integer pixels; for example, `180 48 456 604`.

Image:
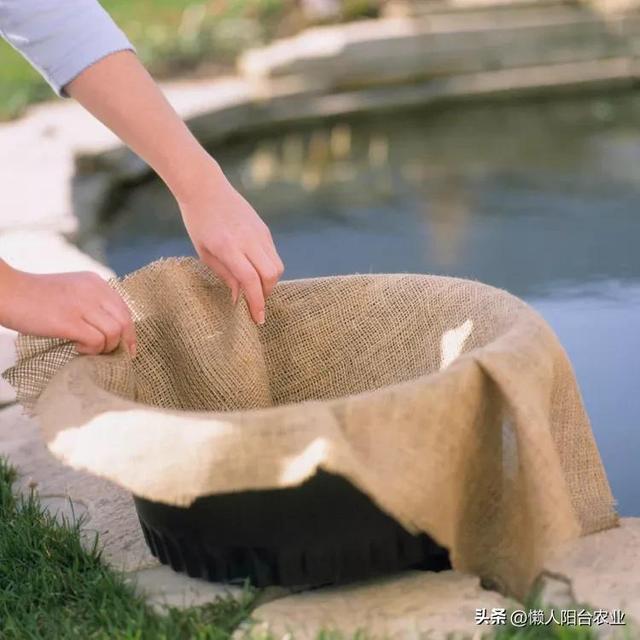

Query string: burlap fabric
4 257 617 598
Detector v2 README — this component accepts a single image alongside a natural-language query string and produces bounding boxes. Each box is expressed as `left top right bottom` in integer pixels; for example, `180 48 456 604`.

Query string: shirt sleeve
0 0 134 96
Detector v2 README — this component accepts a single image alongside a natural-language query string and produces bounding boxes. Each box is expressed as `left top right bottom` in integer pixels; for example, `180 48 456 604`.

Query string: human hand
177 159 284 325
0 265 136 356
64 51 284 322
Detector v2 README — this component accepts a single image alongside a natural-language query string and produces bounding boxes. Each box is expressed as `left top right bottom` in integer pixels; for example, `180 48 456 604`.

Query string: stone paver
0 229 114 277
126 566 244 611
239 535 640 639
544 518 640 634
237 570 518 640
238 9 639 91
124 568 297 612
0 77 252 237
38 494 90 526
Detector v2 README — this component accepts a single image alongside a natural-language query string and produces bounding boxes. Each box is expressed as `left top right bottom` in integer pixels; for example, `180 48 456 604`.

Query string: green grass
0 456 623 639
0 457 255 639
0 0 381 121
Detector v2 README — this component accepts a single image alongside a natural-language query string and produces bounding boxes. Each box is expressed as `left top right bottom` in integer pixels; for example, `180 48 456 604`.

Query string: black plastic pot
134 470 450 587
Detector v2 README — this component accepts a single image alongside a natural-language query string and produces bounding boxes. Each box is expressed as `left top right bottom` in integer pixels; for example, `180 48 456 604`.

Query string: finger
270 248 285 283
246 244 281 299
201 252 241 305
261 230 285 282
83 309 124 354
269 243 284 283
219 250 265 324
74 322 106 355
102 295 137 357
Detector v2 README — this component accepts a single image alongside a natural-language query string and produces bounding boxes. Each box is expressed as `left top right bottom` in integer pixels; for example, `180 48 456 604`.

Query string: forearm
2 4 283 329
65 51 220 204
0 260 21 330
0 259 18 310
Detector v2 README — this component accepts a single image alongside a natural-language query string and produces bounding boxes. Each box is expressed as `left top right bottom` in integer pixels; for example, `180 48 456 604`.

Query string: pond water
104 92 640 516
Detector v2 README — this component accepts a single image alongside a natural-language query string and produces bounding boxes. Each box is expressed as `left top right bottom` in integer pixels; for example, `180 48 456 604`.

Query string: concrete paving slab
544 518 640 636
0 77 252 237
125 565 244 611
238 570 518 640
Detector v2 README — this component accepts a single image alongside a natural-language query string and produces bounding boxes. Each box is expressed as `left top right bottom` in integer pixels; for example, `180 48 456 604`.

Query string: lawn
0 0 379 121
0 455 619 640
0 457 256 639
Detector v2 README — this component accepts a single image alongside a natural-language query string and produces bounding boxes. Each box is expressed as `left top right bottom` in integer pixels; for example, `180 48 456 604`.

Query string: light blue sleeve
0 0 134 96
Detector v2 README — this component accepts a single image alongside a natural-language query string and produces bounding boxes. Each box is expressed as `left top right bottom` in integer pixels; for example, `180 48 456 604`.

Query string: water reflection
104 92 640 515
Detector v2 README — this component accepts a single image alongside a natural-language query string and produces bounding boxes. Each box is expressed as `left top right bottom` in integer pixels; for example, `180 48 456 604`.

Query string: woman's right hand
0 263 136 356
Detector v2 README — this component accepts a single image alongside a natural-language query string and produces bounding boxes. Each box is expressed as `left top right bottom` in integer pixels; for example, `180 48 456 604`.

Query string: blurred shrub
0 0 383 120
125 0 291 74
127 0 384 76
342 0 381 20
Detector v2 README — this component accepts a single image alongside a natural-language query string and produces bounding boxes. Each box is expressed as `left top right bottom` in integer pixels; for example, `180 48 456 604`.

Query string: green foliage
0 457 254 639
0 45 52 120
483 592 602 640
0 0 381 121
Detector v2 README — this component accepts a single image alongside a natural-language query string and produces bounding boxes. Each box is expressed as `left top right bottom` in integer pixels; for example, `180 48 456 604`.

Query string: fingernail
232 289 238 306
258 310 265 325
130 343 137 358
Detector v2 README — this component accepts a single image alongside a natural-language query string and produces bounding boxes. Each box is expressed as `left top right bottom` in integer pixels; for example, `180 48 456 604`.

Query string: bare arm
0 3 282 354
66 51 284 325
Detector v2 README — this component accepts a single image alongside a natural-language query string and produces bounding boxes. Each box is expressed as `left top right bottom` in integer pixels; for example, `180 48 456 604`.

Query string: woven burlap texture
4 257 617 598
